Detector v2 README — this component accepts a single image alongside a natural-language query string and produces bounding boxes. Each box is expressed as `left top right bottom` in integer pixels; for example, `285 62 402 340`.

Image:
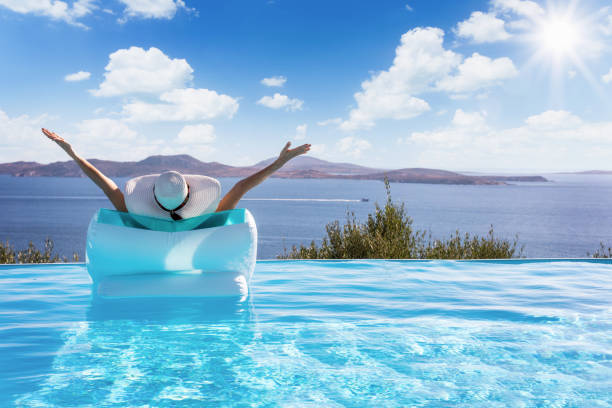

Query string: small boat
361 198 369 202
86 208 257 298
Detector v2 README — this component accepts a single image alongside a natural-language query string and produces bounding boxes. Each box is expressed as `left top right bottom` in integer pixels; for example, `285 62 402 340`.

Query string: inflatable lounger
86 208 257 298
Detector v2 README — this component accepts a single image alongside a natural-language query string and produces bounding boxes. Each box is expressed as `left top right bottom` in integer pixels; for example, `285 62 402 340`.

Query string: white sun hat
125 171 221 221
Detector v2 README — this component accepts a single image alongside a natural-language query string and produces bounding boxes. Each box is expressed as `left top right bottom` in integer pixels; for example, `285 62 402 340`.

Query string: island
0 155 548 185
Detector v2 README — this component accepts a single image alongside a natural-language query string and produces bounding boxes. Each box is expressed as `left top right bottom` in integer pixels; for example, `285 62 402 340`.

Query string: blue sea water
1 174 612 258
1 260 611 407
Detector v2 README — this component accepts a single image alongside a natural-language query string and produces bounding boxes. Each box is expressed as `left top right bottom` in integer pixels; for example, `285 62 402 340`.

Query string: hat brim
125 174 221 220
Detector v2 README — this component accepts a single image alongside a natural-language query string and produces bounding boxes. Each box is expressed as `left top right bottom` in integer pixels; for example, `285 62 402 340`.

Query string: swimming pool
1 260 611 407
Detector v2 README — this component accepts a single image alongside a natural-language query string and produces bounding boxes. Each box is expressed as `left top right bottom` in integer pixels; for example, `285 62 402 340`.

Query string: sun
537 16 582 57
525 4 599 75
521 2 605 104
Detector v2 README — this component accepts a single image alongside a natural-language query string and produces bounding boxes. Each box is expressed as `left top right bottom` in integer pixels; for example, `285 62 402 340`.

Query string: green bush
589 243 612 258
0 239 79 264
279 179 523 259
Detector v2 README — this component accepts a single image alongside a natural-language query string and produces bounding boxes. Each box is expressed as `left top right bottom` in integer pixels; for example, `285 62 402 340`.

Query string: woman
42 128 310 220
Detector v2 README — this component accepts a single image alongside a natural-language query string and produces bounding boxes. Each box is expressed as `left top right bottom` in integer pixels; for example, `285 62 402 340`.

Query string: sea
1 174 611 259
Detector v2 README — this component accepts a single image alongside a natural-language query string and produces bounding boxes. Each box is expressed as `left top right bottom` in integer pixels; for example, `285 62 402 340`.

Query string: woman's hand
275 142 311 167
42 128 74 156
41 128 127 212
217 141 311 212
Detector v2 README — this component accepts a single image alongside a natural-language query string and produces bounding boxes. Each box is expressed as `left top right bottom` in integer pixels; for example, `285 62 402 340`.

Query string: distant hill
339 168 546 185
252 156 383 175
0 155 548 185
0 155 248 178
344 168 497 185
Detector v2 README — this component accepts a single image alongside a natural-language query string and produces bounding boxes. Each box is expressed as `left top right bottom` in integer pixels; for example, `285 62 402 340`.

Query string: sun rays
518 0 608 107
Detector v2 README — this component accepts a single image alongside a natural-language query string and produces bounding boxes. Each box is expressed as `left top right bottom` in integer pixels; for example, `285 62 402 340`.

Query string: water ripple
1 260 611 407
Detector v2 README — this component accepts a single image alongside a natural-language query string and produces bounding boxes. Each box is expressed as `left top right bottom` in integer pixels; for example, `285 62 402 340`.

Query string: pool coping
1 258 611 267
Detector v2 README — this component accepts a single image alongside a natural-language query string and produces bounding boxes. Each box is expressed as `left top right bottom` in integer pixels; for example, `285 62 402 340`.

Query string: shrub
0 239 79 264
589 243 612 258
279 179 523 259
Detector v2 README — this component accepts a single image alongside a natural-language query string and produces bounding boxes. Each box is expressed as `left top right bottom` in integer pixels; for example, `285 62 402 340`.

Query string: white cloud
436 53 518 94
261 76 287 87
0 109 57 162
71 118 177 161
294 124 307 140
176 123 215 144
118 0 188 20
600 14 612 36
64 71 91 82
0 0 191 26
411 109 586 150
451 109 487 128
455 11 510 43
75 118 138 141
405 4 413 12
602 67 612 84
0 108 220 163
71 0 94 16
337 136 372 158
75 118 219 160
317 117 342 126
123 88 239 122
309 143 326 156
505 18 533 31
489 0 545 37
90 46 237 123
340 27 517 131
91 47 237 123
0 111 156 163
407 109 612 170
524 110 582 129
257 93 303 111
491 0 544 20
410 111 485 149
0 0 96 28
340 93 429 132
91 46 193 97
568 70 577 79
340 27 459 131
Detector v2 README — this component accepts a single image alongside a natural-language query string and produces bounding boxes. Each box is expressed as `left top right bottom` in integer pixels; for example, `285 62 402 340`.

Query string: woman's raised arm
216 142 310 212
42 128 127 212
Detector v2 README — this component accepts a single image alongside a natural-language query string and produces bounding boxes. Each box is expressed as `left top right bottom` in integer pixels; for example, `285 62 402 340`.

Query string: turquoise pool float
86 208 257 298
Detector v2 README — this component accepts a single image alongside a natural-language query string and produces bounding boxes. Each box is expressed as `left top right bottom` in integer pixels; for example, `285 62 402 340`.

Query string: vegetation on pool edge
280 179 612 260
0 239 79 264
279 179 524 259
589 243 612 258
1 179 610 263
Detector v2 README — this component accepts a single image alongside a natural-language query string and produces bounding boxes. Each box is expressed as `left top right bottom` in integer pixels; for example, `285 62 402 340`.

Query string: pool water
1 260 611 407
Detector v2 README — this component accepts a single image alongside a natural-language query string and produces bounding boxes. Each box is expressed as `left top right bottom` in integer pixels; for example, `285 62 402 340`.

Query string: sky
1 0 612 172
